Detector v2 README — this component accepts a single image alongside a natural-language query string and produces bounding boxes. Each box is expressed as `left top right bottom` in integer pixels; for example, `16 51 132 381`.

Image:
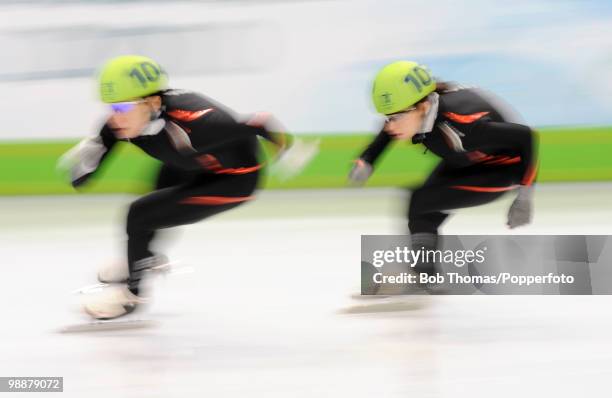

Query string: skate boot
344 233 439 312
81 284 148 320
97 260 129 284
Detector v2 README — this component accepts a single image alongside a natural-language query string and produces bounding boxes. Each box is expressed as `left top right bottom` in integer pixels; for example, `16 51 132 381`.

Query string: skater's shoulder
437 85 521 125
161 89 216 110
161 89 235 123
437 83 482 106
437 84 500 121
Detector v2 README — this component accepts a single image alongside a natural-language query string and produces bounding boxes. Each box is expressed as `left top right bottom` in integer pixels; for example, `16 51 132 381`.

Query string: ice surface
1 184 611 397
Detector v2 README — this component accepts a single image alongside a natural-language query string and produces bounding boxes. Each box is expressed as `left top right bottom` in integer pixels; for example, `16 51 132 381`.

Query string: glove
348 159 373 186
56 136 107 186
507 185 533 229
272 138 320 181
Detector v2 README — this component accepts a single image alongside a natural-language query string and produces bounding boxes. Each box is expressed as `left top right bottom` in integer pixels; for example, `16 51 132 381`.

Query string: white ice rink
1 184 612 397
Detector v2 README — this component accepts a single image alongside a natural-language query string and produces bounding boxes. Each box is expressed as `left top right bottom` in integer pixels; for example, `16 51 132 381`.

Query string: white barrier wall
1 0 612 139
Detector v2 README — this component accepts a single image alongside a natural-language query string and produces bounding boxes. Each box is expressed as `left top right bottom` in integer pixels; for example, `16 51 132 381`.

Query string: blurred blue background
0 0 611 138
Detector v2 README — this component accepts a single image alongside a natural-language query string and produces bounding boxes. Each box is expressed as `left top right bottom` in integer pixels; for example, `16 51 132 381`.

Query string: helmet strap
149 109 161 121
139 118 166 137
138 101 165 137
418 92 439 134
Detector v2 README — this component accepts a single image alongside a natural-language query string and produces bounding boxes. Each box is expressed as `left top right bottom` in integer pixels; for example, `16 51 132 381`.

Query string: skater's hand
56 136 107 186
507 186 533 229
348 159 373 186
272 138 320 181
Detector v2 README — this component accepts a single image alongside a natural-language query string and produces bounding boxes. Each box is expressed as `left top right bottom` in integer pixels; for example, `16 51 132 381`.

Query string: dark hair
145 90 165 99
434 81 454 93
414 81 452 106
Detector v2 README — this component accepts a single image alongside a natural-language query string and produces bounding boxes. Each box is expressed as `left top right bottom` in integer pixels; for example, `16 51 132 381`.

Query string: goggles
384 106 417 123
110 100 144 114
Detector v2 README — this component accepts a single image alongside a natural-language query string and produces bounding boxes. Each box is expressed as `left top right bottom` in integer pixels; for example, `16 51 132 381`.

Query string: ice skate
348 265 430 312
346 283 431 313
352 259 428 301
97 260 129 283
81 283 148 320
341 295 430 314
60 318 158 334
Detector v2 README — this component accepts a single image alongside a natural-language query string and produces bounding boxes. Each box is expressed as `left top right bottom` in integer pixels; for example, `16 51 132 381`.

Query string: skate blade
340 299 427 314
350 293 391 300
156 265 194 276
72 283 121 295
59 319 158 333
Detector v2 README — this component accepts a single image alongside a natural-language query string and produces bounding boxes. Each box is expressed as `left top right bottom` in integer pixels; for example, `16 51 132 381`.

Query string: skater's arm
186 111 321 179
469 121 538 229
470 121 539 186
359 129 392 166
187 111 291 153
58 123 117 188
244 112 292 151
348 129 391 185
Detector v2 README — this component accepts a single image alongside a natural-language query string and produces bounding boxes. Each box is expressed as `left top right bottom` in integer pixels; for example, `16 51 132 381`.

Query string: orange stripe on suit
196 154 262 175
167 108 214 122
443 111 490 124
214 165 262 175
483 156 521 166
180 195 255 205
522 163 538 186
451 185 519 192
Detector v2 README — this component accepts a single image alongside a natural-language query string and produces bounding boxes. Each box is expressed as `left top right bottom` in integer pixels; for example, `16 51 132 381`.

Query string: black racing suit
359 86 538 235
68 89 288 293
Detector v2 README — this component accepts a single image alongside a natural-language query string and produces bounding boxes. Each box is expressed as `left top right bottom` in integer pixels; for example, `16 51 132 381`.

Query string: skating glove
507 185 533 229
272 138 320 181
348 159 373 186
57 136 108 187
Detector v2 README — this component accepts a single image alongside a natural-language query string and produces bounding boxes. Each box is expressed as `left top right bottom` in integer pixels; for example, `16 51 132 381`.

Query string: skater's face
384 100 431 141
108 96 162 139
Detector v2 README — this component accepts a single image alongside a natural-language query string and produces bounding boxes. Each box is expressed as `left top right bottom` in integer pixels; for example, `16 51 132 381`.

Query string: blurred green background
1 126 611 195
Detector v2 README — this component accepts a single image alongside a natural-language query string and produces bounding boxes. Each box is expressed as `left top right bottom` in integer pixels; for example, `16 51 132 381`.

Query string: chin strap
150 109 162 121
139 118 166 136
411 92 440 145
412 133 427 144
419 92 439 133
137 108 165 137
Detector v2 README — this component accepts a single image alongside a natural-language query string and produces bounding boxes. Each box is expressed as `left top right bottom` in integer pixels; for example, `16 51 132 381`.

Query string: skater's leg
126 172 258 294
97 165 199 284
126 191 243 293
407 162 522 276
